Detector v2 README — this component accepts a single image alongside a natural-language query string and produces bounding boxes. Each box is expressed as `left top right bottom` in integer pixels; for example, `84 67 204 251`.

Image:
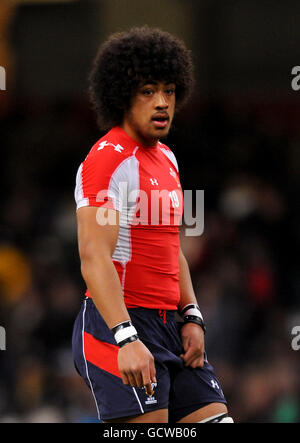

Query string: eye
142 89 154 96
165 88 175 96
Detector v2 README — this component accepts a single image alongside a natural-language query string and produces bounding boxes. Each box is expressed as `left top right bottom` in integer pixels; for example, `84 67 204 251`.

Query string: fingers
122 368 155 392
121 373 130 386
150 361 157 385
180 346 194 364
180 346 205 368
141 364 151 394
142 359 157 396
181 354 204 368
127 371 138 387
121 369 144 388
120 358 156 391
144 379 153 396
190 357 204 368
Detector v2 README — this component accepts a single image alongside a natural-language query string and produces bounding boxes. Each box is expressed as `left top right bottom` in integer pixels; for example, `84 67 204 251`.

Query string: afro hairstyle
89 25 194 130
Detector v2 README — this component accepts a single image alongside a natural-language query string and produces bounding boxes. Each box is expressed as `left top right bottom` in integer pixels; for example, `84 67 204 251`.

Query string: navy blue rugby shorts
72 297 227 422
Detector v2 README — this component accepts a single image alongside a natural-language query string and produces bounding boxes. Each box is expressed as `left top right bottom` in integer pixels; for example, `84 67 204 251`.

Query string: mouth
151 114 170 129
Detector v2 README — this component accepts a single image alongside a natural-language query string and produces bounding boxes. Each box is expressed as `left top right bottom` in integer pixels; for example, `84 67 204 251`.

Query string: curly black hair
89 26 194 130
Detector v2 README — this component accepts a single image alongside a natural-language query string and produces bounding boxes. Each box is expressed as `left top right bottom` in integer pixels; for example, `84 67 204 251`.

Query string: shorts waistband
129 307 177 325
84 297 177 323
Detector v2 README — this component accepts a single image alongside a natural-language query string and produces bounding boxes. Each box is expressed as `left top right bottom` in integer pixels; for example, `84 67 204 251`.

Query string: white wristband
114 325 138 345
184 307 203 320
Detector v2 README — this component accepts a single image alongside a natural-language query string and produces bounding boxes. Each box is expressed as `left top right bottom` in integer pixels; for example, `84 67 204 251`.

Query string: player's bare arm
77 206 156 392
178 247 205 368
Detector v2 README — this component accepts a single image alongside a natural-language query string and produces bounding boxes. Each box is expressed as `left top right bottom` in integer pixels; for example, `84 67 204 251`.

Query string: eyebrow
140 81 175 87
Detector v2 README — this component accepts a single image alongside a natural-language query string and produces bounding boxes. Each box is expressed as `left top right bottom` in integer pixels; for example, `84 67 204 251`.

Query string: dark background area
0 0 299 422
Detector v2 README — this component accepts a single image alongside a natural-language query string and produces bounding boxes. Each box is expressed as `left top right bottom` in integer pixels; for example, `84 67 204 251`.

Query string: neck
121 121 159 147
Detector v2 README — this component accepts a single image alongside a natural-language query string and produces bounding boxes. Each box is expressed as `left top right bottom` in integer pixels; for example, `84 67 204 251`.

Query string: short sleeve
74 148 128 212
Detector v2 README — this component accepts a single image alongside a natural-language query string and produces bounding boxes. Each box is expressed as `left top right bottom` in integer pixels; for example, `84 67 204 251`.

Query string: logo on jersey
97 140 124 152
143 382 158 405
150 178 159 186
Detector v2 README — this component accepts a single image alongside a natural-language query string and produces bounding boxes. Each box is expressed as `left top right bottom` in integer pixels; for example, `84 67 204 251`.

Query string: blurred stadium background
0 0 300 423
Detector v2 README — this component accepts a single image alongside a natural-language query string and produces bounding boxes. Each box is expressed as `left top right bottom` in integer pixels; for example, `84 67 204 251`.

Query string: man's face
122 81 176 146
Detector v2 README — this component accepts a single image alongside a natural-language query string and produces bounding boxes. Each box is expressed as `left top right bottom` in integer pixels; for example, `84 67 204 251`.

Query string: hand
118 340 157 395
180 322 205 368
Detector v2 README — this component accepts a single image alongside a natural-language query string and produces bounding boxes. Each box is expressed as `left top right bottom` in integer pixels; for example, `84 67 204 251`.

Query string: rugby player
72 26 233 423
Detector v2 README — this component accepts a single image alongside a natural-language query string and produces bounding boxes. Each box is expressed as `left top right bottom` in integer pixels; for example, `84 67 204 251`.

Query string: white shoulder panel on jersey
74 163 89 209
75 153 140 266
109 155 140 265
159 146 179 172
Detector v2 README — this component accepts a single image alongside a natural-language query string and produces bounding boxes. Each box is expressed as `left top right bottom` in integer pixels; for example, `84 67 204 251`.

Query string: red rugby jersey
74 126 183 310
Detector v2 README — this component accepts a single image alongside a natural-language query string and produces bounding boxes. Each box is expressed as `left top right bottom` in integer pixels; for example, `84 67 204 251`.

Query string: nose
155 91 168 109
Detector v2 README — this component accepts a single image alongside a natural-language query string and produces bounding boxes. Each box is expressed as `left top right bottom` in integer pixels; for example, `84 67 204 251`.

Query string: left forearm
178 248 198 312
178 249 205 368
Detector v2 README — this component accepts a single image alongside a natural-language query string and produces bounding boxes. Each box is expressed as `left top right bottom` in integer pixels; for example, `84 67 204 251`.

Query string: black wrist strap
118 335 139 348
183 315 206 334
111 320 139 348
111 320 132 334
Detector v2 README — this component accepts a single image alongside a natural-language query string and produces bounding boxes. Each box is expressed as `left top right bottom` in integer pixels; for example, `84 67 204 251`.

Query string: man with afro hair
72 26 232 423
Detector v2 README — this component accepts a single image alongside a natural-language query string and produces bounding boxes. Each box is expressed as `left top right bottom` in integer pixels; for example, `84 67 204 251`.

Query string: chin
156 128 170 138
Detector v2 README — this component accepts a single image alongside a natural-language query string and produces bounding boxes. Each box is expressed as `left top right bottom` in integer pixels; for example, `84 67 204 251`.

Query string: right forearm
81 255 130 329
81 255 156 390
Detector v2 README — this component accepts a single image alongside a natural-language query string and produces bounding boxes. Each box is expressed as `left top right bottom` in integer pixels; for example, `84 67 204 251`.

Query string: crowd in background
0 94 299 423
